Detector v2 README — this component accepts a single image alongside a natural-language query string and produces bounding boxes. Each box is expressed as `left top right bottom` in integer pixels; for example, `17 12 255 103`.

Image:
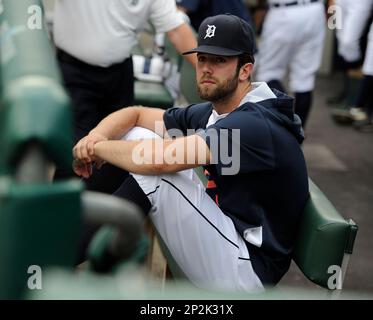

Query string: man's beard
197 72 239 103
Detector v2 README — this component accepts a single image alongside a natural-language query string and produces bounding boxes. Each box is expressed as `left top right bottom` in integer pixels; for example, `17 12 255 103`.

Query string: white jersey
53 0 184 67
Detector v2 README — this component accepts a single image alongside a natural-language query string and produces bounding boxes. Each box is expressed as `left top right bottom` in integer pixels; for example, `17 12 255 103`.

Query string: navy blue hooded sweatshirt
163 89 309 285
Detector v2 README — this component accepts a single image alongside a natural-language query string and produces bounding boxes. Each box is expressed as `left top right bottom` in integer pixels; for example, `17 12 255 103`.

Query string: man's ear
239 63 253 81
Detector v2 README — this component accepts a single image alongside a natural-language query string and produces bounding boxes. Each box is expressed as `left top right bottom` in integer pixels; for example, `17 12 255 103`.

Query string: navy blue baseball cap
183 14 256 57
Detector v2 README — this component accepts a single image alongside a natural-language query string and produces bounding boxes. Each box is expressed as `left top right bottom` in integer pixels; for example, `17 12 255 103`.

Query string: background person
53 0 197 194
176 0 254 31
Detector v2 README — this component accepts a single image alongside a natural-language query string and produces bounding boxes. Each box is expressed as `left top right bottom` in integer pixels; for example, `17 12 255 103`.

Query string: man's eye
216 58 226 63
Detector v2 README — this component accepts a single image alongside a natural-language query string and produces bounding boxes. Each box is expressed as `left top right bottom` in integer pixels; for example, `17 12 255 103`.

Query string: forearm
94 139 188 175
94 135 210 175
167 23 197 67
94 140 160 175
89 106 141 140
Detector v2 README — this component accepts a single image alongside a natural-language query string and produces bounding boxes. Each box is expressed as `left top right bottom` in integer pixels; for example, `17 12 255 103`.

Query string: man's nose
201 61 213 74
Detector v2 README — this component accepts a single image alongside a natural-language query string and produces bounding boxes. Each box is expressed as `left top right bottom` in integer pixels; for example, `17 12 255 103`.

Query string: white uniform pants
363 22 373 76
122 127 264 293
255 2 326 92
335 0 373 63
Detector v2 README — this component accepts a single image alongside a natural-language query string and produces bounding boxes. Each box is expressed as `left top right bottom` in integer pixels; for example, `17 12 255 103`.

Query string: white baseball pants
335 0 373 63
255 2 326 92
363 22 373 75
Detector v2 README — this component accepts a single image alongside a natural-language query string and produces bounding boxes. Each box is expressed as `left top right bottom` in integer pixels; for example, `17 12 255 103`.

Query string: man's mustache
200 75 218 83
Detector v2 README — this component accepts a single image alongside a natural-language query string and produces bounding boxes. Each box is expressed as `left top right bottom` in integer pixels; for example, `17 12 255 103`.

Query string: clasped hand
72 131 107 178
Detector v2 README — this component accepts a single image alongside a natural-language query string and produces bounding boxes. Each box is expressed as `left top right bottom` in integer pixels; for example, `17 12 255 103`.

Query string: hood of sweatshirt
255 88 305 144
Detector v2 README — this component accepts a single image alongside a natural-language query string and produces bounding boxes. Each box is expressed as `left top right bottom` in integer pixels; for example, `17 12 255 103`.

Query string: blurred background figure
176 0 254 32
52 0 197 194
330 0 373 131
254 0 326 128
331 20 373 131
353 34 373 132
335 0 372 66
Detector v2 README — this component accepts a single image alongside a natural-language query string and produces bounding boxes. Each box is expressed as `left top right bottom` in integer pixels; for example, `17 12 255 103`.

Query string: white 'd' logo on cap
204 25 216 39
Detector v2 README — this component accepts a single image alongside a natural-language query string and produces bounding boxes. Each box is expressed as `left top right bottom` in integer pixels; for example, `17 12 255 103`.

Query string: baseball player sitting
73 14 309 292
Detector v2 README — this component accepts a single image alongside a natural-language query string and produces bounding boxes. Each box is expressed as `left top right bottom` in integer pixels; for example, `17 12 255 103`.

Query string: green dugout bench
293 180 357 290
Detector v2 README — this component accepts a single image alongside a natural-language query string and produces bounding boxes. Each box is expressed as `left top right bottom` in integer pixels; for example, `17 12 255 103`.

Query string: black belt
56 48 131 70
271 0 320 8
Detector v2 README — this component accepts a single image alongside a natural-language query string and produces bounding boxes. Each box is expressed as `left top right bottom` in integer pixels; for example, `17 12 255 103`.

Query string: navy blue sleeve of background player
176 0 200 11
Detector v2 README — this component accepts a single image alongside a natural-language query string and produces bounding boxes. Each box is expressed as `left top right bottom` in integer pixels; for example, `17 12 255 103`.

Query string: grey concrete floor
279 74 373 295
